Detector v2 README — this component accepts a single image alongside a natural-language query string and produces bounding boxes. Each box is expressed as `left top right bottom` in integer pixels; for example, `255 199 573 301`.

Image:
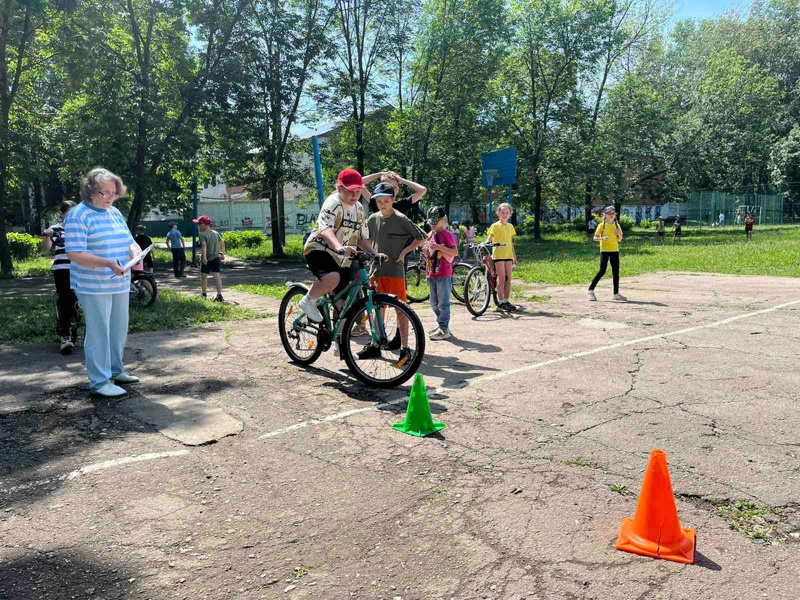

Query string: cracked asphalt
1 272 799 599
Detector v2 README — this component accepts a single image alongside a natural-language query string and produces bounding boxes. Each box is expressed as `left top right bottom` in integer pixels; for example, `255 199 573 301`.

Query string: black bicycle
404 247 470 304
130 270 158 307
54 291 81 348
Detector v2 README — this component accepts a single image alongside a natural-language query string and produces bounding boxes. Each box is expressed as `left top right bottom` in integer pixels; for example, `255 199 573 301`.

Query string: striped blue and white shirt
64 202 134 294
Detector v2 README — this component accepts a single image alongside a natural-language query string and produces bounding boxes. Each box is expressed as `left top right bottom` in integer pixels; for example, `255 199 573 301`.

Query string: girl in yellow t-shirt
587 205 627 302
486 203 517 311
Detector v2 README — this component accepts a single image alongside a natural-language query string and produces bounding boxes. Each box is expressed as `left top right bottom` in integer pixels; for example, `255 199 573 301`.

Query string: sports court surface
1 272 798 599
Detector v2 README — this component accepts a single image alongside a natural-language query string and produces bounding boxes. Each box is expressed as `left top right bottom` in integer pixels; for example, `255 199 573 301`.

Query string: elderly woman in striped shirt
65 168 141 397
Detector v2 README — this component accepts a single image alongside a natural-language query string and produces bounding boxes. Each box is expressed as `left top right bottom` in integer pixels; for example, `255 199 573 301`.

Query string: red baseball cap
337 168 363 191
193 215 212 225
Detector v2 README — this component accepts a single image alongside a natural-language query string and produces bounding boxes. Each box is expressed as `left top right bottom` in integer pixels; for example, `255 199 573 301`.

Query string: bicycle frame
476 245 498 292
292 260 390 348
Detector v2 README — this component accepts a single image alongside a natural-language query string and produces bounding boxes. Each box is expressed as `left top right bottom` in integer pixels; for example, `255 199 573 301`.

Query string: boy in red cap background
193 215 226 302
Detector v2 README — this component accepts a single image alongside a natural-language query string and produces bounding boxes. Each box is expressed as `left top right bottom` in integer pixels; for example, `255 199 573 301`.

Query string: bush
618 215 634 233
639 219 654 230
572 215 587 231
221 230 267 249
8 232 40 260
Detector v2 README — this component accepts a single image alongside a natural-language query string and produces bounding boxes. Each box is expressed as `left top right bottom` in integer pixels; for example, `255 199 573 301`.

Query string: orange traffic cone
615 449 695 564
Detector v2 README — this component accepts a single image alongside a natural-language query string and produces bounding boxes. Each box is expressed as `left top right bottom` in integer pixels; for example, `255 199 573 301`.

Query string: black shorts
657 231 665 237
305 250 352 296
493 258 513 263
201 257 221 273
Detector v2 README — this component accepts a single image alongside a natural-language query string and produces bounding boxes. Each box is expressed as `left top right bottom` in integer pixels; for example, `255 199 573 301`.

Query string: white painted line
260 298 800 440
0 450 190 495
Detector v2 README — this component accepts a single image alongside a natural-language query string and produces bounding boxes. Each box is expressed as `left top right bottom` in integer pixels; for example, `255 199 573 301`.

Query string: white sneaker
112 372 140 384
60 337 74 355
298 295 323 322
430 328 452 341
587 290 597 301
613 293 628 302
428 327 441 339
93 383 127 398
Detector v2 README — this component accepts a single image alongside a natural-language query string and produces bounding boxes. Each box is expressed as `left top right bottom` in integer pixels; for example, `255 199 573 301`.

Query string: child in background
673 217 682 242
745 212 755 241
486 203 517 311
656 217 665 243
461 220 477 263
424 207 459 340
194 215 226 302
587 205 626 302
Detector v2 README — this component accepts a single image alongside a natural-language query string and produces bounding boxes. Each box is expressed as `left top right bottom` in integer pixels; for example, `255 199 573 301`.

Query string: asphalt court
1 272 799 599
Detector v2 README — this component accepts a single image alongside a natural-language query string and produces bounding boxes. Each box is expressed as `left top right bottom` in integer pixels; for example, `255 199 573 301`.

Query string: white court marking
0 450 190 495
260 299 800 440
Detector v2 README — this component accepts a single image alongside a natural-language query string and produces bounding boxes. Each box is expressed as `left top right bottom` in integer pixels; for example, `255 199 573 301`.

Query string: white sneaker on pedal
298 295 323 322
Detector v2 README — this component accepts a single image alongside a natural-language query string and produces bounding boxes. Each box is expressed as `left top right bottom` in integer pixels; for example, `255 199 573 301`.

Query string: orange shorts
372 276 407 302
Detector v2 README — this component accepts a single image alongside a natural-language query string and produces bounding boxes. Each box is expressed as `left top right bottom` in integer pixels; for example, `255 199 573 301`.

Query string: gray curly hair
80 168 127 202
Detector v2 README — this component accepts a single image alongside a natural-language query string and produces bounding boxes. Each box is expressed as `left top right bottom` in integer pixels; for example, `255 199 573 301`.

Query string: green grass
225 234 304 261
513 225 800 285
230 282 288 299
711 499 788 543
12 255 52 278
0 289 263 345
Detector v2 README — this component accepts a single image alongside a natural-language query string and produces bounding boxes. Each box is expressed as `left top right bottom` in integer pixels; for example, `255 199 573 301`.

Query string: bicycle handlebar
466 242 506 249
335 248 387 263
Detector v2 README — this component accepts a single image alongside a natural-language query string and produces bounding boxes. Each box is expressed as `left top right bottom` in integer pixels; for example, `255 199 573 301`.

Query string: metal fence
688 184 800 226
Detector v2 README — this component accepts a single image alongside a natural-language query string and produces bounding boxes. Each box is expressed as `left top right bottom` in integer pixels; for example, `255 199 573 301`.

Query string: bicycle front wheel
464 265 491 317
405 265 429 303
340 294 425 388
451 262 471 303
278 285 324 366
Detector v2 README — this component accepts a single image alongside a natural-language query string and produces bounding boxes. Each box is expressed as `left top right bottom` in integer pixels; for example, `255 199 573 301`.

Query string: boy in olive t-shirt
360 182 425 362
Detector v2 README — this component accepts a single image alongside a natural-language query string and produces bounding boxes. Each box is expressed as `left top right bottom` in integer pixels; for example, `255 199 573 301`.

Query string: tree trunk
356 107 365 174
278 185 286 245
0 101 11 276
269 184 284 257
29 183 43 235
533 173 542 240
128 113 148 229
584 181 593 222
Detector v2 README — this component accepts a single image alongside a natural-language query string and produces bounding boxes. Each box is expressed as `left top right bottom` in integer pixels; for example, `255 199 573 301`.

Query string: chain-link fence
688 184 800 226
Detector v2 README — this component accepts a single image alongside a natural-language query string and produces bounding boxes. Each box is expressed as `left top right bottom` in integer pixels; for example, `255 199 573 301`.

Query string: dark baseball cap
371 182 396 199
427 206 447 226
192 215 212 225
337 168 363 191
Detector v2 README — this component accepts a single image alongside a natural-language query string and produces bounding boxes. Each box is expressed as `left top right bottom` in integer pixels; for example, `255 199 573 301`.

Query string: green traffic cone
392 374 446 437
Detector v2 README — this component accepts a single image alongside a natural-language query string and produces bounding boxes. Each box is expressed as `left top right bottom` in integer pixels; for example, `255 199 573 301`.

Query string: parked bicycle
404 247 471 304
462 242 507 317
130 269 158 307
279 250 425 388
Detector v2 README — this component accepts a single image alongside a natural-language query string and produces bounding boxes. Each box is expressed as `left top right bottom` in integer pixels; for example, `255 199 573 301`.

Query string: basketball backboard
482 148 517 187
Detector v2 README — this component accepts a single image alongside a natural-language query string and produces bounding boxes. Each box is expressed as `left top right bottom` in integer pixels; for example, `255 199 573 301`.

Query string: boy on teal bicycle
299 169 376 327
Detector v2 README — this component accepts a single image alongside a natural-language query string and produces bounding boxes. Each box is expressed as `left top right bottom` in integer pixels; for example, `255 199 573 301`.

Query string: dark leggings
53 269 79 336
589 252 620 294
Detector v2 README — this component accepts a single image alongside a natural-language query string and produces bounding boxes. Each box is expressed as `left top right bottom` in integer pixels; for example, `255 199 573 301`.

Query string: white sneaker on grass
587 290 597 301
298 294 323 322
613 293 628 302
93 383 127 398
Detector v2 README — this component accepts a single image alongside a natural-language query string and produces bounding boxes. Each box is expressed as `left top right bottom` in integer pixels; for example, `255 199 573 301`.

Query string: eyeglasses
96 190 117 199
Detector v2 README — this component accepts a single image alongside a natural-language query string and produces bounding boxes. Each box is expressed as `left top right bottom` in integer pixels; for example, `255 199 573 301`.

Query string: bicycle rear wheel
278 285 324 366
464 265 491 317
451 262 470 303
340 294 425 388
130 272 158 307
405 265 429 303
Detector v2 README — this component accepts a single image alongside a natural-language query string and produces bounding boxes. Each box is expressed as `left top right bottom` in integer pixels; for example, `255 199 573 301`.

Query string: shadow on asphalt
693 550 723 571
0 549 139 599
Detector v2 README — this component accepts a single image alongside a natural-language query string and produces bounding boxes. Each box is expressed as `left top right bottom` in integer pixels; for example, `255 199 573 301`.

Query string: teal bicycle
278 250 426 388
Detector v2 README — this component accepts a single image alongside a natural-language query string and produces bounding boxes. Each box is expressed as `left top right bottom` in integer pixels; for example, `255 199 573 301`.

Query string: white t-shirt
303 192 369 266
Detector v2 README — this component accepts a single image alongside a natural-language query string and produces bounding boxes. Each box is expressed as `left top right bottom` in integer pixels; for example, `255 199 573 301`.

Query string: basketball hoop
484 169 499 188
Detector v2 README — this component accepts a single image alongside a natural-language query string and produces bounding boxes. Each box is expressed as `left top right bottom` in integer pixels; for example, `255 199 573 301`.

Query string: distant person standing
587 214 598 242
656 217 665 243
673 217 682 242
166 223 186 278
461 220 477 263
43 200 78 354
195 215 226 302
134 225 154 272
718 212 725 227
745 212 755 241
